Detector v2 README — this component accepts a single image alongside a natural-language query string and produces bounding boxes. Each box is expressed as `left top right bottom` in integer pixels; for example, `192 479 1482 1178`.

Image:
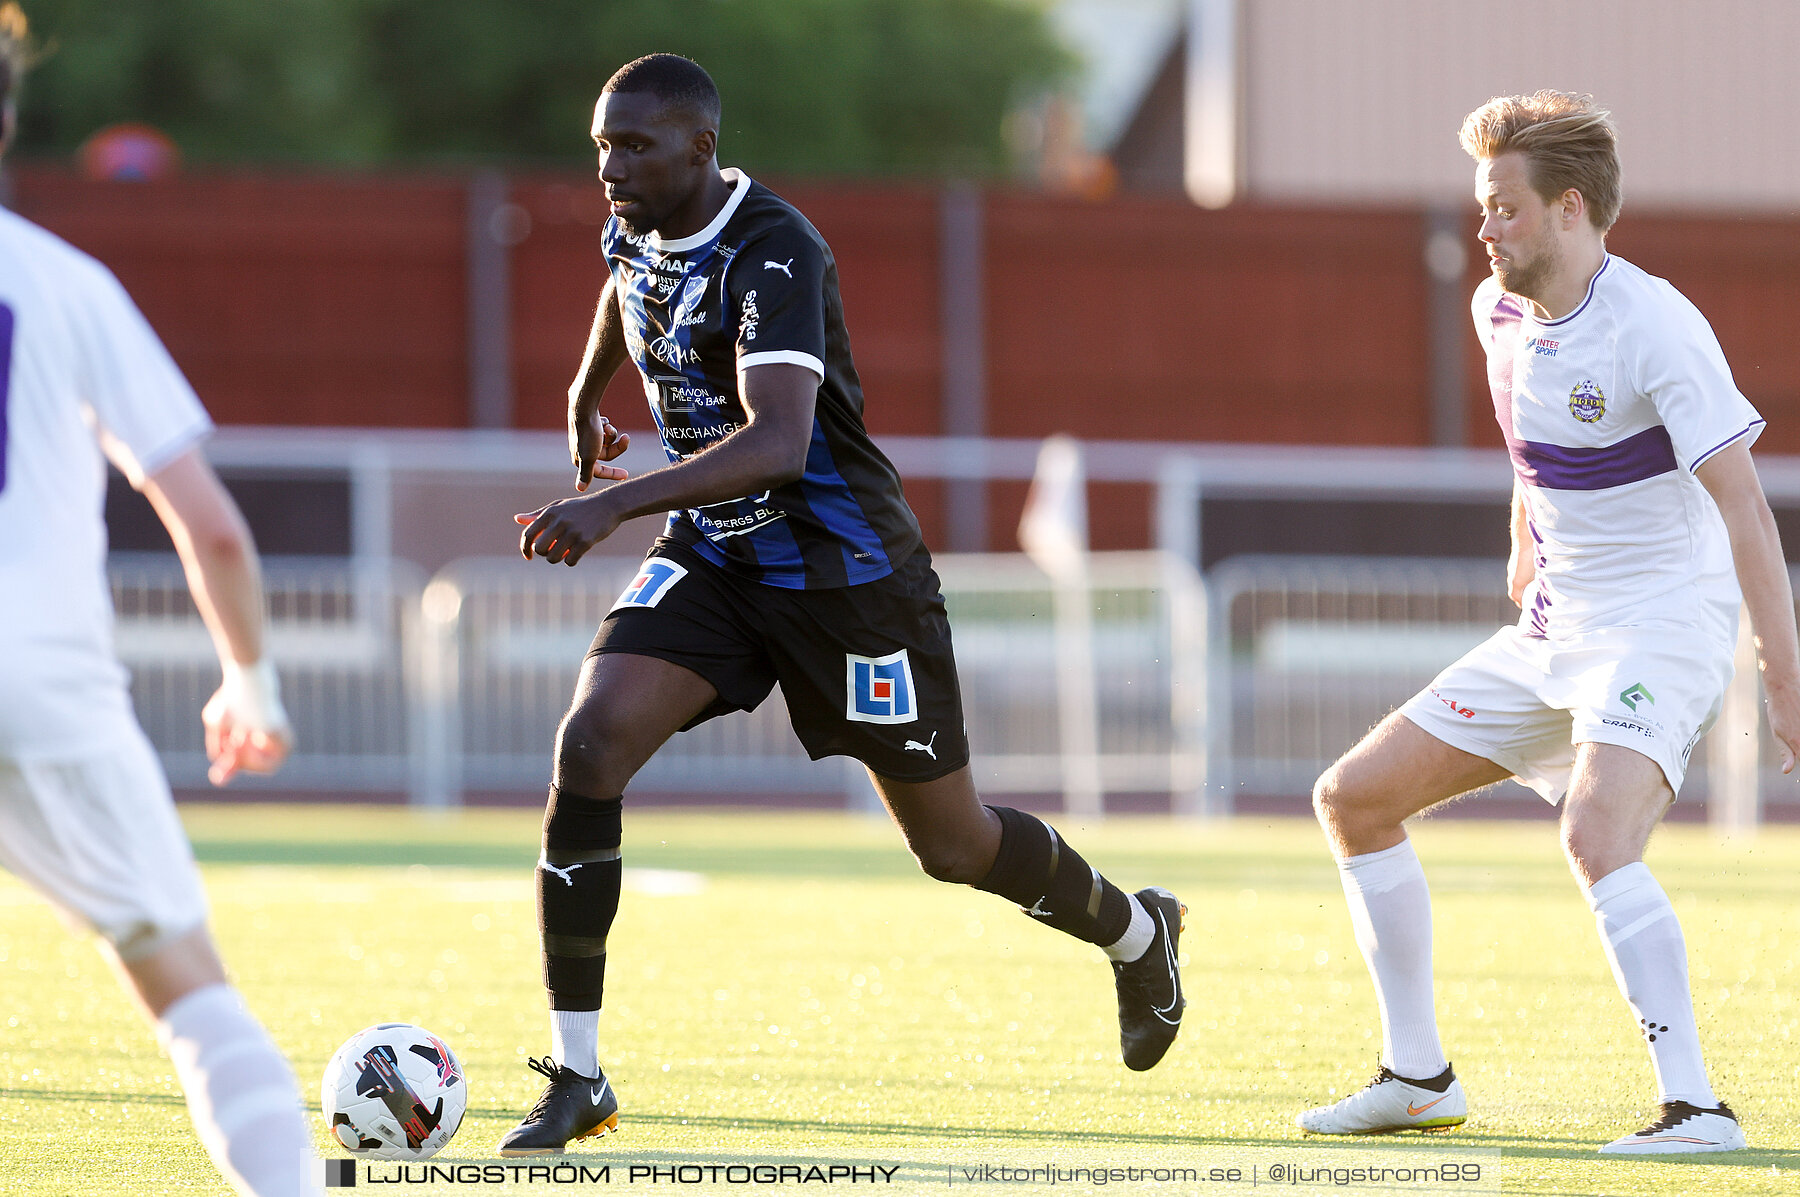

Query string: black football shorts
588 538 970 782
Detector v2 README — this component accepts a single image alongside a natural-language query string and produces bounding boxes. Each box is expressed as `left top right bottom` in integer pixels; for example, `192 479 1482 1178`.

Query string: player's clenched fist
516 492 624 566
201 658 293 786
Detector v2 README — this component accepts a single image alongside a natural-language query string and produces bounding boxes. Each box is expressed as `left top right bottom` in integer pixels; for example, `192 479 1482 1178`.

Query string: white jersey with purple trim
0 208 213 755
1476 254 1762 641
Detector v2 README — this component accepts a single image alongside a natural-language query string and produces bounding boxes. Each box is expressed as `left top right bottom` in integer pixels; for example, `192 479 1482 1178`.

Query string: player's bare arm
568 275 631 492
1696 443 1800 771
140 447 292 784
1507 478 1535 606
517 361 817 566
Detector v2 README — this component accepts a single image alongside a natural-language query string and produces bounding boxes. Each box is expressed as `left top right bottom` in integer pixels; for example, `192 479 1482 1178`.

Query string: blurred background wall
15 167 1800 553
12 0 1800 812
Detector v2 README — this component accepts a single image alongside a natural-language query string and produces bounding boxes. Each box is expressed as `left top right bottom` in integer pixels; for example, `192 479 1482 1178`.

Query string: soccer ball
321 1023 466 1160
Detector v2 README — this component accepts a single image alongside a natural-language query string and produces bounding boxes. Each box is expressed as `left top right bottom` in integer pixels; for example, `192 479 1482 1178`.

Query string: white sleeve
71 258 213 488
1635 288 1763 472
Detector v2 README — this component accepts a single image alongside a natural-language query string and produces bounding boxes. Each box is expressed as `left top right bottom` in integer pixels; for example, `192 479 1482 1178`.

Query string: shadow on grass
187 839 926 879
25 1088 1796 1173
0 1087 187 1108
1451 1131 1800 1167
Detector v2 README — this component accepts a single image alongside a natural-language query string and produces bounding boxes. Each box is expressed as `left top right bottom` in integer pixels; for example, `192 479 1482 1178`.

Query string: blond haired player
0 7 317 1193
1298 91 1800 1154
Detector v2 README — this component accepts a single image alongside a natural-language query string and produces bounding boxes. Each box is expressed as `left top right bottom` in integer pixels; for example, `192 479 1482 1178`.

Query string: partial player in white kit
0 7 317 1194
1298 91 1800 1153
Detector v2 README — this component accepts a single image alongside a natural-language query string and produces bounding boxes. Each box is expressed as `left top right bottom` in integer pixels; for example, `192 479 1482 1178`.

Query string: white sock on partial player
1339 838 1449 1080
156 983 316 1197
1586 862 1717 1106
551 1009 600 1078
1101 893 1155 962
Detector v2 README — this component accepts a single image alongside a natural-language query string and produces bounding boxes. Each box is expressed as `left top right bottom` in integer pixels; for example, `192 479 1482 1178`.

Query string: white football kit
1402 255 1764 799
0 206 213 955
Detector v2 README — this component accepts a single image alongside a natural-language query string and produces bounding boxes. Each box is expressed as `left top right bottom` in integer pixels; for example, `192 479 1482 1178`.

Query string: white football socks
1101 893 1154 963
1585 861 1717 1106
1338 839 1449 1080
551 1009 601 1078
156 984 317 1197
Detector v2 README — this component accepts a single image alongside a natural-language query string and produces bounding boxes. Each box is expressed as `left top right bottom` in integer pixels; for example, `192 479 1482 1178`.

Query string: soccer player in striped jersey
0 7 316 1193
498 54 1185 1154
1299 91 1800 1154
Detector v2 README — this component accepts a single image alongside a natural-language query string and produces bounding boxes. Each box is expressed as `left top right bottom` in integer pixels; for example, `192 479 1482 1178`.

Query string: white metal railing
411 551 1207 808
112 554 425 792
1204 555 1790 813
1204 556 1515 802
116 551 1207 810
112 549 1787 820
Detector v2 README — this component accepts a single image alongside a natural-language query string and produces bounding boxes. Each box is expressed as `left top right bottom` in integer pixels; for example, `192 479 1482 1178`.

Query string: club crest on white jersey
1568 379 1605 423
845 649 917 724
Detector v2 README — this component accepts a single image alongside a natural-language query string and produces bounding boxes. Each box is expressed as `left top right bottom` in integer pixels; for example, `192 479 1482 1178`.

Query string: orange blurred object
77 122 180 181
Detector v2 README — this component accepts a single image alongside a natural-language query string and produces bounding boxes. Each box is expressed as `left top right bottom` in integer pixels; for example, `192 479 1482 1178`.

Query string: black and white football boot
1112 886 1186 1070
1598 1100 1745 1154
496 1056 620 1156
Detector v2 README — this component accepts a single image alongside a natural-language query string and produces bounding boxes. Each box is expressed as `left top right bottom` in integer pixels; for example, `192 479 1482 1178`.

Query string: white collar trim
651 168 750 254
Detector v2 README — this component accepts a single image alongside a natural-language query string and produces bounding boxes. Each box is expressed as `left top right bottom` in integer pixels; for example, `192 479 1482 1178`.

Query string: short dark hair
601 54 721 129
0 3 32 108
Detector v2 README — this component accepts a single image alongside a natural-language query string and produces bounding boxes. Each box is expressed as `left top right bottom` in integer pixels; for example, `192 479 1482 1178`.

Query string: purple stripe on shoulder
1690 419 1765 471
1512 425 1677 490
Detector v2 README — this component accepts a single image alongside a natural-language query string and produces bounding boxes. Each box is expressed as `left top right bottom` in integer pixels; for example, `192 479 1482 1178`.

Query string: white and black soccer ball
321 1023 466 1160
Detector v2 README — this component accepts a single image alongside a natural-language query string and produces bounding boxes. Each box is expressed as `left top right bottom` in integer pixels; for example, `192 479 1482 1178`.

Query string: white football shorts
1398 621 1734 803
0 727 209 960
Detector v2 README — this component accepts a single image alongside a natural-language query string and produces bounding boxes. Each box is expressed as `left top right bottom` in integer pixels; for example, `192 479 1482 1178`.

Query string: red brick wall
982 194 1432 445
13 169 469 426
15 165 1800 549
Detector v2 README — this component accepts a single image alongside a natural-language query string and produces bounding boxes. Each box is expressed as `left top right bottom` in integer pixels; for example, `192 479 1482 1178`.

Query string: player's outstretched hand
1764 679 1800 774
516 492 622 566
572 411 630 493
201 660 294 786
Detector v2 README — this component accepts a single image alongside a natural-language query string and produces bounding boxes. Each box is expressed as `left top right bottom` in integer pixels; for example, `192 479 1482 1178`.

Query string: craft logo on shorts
1430 688 1476 719
846 649 917 724
610 559 689 614
1569 379 1605 423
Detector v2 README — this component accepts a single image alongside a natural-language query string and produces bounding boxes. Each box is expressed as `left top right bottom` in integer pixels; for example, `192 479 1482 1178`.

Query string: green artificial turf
0 806 1795 1194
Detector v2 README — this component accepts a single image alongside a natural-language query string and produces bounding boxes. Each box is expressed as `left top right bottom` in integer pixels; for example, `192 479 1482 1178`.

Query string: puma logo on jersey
763 258 794 277
904 731 938 759
539 859 583 886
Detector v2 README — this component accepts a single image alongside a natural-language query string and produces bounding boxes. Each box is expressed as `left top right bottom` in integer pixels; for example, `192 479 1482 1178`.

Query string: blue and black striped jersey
602 169 922 589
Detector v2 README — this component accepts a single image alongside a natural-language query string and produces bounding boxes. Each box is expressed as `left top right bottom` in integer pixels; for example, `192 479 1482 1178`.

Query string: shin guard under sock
158 983 314 1197
538 786 623 1014
1587 862 1716 1105
972 805 1131 947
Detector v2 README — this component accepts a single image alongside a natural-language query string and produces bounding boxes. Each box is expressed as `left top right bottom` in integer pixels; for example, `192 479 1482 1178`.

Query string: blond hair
0 3 31 106
1460 91 1621 232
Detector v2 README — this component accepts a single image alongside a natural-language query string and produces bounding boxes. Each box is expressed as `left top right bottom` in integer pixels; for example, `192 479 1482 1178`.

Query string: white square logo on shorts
609 559 688 614
846 649 917 724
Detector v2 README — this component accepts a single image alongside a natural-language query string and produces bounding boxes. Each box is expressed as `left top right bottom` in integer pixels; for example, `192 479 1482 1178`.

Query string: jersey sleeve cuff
1690 418 1765 472
113 418 216 489
738 349 824 380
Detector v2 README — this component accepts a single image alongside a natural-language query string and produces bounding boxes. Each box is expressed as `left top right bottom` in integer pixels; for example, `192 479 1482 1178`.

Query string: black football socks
538 786 624 1015
973 805 1133 947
